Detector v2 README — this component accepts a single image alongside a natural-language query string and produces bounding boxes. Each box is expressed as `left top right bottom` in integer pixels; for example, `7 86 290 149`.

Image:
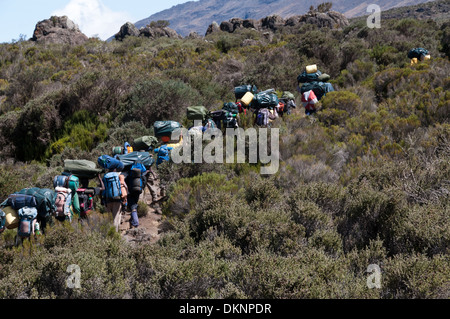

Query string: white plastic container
306 64 318 74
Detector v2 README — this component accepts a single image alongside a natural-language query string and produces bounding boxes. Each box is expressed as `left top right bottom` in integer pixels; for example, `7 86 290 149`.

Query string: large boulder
115 22 140 41
205 21 220 36
31 16 88 45
298 11 349 29
139 25 182 39
260 15 285 31
220 21 234 33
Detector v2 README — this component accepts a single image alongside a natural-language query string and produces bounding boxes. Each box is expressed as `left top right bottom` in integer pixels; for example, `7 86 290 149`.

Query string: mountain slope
134 0 435 36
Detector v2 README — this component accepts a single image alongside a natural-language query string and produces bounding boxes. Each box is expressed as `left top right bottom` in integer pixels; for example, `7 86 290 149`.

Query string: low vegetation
0 5 448 299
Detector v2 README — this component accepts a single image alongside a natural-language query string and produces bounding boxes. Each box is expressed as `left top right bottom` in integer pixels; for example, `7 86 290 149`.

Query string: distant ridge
133 0 436 37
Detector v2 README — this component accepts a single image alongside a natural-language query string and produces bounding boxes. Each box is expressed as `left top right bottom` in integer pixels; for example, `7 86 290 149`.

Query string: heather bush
119 78 201 126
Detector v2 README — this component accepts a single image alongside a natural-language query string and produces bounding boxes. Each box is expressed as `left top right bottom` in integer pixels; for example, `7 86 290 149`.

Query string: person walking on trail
101 167 126 232
144 165 161 204
154 143 173 168
126 162 147 229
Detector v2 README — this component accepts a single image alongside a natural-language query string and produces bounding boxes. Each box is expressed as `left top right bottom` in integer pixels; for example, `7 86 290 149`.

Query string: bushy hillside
0 8 448 299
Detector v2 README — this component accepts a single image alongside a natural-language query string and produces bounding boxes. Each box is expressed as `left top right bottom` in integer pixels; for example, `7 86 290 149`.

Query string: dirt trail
119 207 163 244
118 181 167 244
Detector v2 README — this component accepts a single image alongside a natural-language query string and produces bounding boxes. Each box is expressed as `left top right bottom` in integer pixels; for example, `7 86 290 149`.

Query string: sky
0 0 192 43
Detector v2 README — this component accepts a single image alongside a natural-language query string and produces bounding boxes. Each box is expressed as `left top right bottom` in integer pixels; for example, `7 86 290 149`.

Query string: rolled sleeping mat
112 146 124 155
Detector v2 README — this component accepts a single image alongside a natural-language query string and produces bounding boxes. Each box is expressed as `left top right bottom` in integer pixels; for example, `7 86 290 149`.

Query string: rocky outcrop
260 15 285 31
298 10 349 29
114 22 182 41
206 21 220 35
31 16 88 45
114 22 140 41
205 10 349 36
139 25 182 39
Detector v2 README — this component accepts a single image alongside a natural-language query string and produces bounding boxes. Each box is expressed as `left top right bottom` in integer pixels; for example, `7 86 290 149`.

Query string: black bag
211 110 225 129
407 48 429 59
7 194 37 210
127 168 144 194
222 102 239 114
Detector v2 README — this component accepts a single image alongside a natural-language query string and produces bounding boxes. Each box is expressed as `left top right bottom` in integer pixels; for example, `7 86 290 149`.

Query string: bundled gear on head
408 48 430 60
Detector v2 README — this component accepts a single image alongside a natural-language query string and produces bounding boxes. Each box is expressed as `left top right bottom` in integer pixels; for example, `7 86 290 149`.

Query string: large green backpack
187 106 210 121
253 92 279 109
13 188 57 218
281 91 295 100
64 160 102 179
153 121 182 138
133 136 158 151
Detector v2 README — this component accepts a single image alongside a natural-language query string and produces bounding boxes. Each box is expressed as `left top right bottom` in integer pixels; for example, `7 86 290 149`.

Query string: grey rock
260 15 285 31
114 22 140 41
205 21 220 36
139 25 182 39
31 16 88 45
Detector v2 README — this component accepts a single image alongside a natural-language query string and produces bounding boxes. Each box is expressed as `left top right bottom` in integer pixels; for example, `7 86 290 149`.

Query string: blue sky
0 0 192 43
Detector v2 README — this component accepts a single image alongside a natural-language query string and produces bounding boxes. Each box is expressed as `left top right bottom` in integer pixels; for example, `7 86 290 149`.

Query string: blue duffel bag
98 155 124 171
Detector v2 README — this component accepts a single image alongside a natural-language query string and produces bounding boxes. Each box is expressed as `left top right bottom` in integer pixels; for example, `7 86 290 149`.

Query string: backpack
102 172 122 202
17 207 38 238
133 136 159 152
53 175 69 188
223 111 238 128
256 108 270 126
77 188 95 217
203 118 217 130
156 145 170 158
63 174 79 193
302 90 319 112
127 164 146 194
187 106 210 121
98 155 124 171
63 159 102 180
6 194 37 210
300 81 327 101
153 121 182 138
223 102 239 114
407 48 429 59
234 84 258 100
54 187 72 218
211 110 225 129
8 188 56 218
281 91 295 101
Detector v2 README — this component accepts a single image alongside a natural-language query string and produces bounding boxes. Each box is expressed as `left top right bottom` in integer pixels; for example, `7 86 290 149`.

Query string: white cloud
52 0 132 40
